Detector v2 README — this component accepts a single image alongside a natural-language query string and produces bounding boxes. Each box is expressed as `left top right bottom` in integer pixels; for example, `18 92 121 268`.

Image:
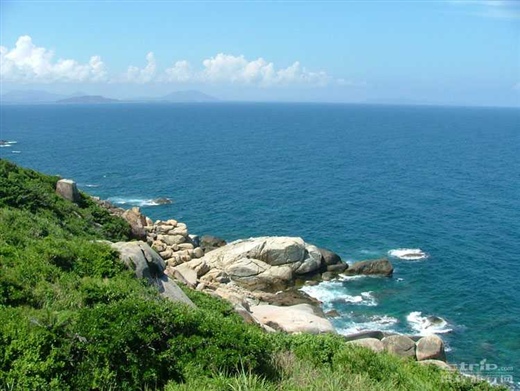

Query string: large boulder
343 330 386 341
110 241 195 307
416 335 446 362
172 263 198 288
347 338 384 353
121 207 147 240
250 304 335 334
382 335 416 359
198 237 325 290
344 258 393 277
154 275 196 307
56 179 80 203
318 247 342 266
110 241 165 282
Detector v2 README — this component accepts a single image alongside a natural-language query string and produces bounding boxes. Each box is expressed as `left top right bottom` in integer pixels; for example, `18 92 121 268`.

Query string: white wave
407 311 452 335
108 197 162 207
338 274 369 281
337 314 399 335
11 151 21 154
388 248 428 260
300 282 377 307
0 144 12 148
84 184 100 188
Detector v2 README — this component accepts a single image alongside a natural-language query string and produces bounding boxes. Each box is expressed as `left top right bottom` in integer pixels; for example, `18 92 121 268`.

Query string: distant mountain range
57 95 120 104
0 90 219 104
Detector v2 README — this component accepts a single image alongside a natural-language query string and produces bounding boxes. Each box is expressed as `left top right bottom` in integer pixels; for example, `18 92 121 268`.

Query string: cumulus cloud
2 35 343 87
199 53 331 86
154 53 334 86
162 60 193 82
124 52 156 83
0 35 107 83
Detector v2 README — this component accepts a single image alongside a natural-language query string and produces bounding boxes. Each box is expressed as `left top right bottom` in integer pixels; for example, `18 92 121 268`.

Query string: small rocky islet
58 178 451 369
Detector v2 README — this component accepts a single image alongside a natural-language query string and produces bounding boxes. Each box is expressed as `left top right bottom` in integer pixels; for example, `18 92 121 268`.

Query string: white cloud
198 53 331 86
2 35 345 88
0 35 107 83
146 52 334 87
124 52 156 83
162 60 193 82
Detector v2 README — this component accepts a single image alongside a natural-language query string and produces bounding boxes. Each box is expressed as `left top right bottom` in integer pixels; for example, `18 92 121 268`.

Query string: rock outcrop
344 258 393 277
347 338 384 353
122 207 148 240
199 235 227 253
416 335 446 362
109 241 195 307
195 237 341 291
381 335 416 359
110 241 165 281
250 304 336 334
56 179 80 203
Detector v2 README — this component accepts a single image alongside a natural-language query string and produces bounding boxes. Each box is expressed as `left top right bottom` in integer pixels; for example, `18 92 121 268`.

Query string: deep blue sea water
1 103 519 383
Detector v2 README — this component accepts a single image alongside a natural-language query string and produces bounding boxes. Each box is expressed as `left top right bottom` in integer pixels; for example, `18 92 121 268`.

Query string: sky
1 0 519 107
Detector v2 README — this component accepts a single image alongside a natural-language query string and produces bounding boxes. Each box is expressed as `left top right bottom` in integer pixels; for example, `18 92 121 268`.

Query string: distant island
57 95 120 104
0 89 219 104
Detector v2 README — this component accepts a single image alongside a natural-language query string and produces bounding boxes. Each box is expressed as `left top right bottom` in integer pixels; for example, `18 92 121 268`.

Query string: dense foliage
0 160 503 390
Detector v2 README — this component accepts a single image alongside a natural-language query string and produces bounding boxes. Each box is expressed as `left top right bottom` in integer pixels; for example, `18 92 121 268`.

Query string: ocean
1 102 519 383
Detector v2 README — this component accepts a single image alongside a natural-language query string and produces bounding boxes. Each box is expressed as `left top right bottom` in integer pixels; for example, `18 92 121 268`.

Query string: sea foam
108 197 163 207
300 281 377 307
337 314 399 335
388 248 428 260
407 311 452 335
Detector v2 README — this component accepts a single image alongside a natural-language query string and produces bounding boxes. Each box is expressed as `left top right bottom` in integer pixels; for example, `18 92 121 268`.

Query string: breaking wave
388 248 428 260
337 314 399 335
407 311 452 335
300 281 377 307
108 197 164 207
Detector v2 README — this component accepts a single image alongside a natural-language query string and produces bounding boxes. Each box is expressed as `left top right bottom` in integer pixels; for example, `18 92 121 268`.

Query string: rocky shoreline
54 179 451 369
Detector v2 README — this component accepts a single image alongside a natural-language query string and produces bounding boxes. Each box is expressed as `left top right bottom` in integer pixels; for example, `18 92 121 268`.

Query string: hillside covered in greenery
0 159 502 390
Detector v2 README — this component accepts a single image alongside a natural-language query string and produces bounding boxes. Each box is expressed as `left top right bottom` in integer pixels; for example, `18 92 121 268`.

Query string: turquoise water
1 103 519 382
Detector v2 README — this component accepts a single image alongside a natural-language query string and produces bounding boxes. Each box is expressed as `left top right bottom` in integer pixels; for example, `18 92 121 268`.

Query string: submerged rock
153 197 173 205
344 258 393 277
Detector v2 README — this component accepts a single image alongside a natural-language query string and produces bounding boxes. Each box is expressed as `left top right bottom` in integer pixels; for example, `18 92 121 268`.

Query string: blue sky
1 0 519 106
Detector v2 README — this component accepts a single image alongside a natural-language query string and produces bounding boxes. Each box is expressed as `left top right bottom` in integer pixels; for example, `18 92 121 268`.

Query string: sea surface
1 103 519 384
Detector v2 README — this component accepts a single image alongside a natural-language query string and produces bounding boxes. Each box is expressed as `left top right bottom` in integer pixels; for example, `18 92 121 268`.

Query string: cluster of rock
55 180 455 372
346 331 451 369
146 219 203 266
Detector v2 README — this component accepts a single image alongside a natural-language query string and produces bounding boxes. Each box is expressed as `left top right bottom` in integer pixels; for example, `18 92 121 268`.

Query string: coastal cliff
0 160 502 391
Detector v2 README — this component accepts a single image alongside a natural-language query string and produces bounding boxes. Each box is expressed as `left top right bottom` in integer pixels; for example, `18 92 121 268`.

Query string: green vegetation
0 159 503 390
